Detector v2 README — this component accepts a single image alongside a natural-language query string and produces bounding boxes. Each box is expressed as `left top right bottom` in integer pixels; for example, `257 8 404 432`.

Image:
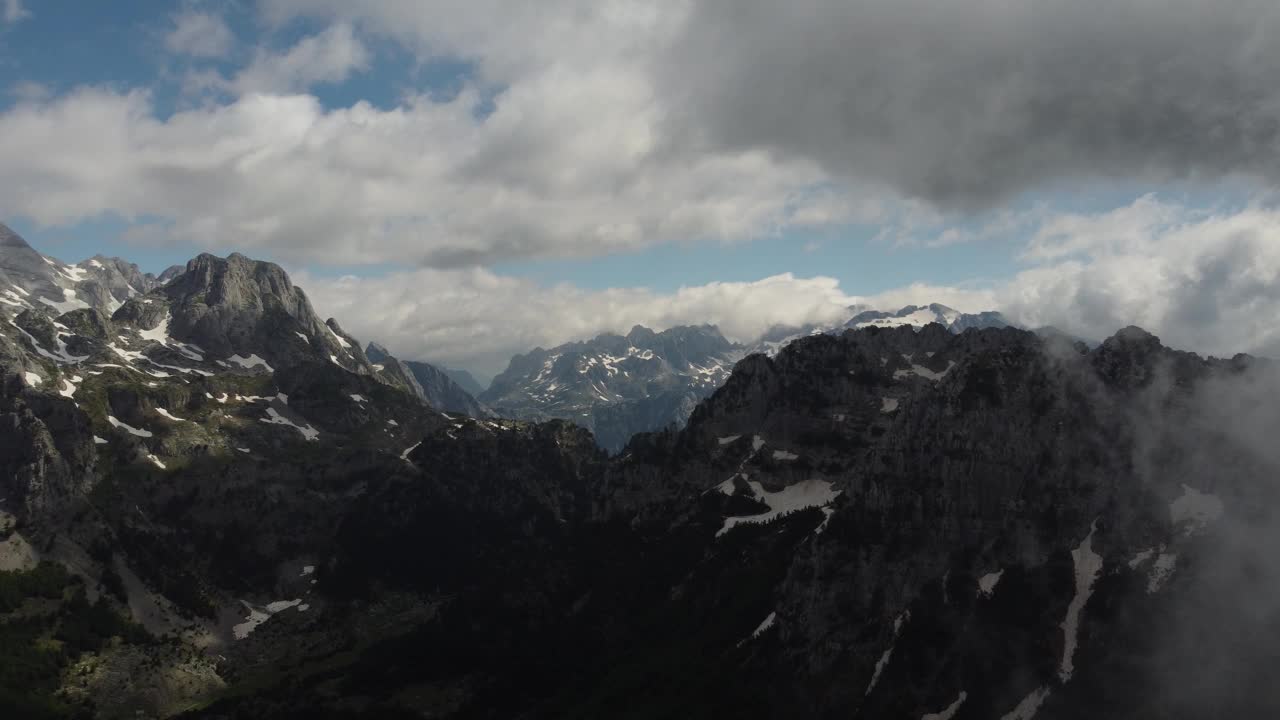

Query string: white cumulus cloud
858 196 1280 359
295 268 858 375
294 196 1280 376
0 83 838 268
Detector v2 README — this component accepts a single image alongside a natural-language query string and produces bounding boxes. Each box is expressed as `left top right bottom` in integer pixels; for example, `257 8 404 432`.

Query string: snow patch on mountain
326 324 351 349
228 354 274 372
866 611 909 697
922 692 968 720
894 362 956 382
260 408 318 441
718 478 841 536
978 569 1004 597
1169 484 1223 535
107 415 152 437
232 599 303 640
136 312 204 361
854 306 951 329
745 611 776 643
1059 523 1102 682
38 288 89 314
9 319 88 364
1001 687 1051 720
1147 551 1177 593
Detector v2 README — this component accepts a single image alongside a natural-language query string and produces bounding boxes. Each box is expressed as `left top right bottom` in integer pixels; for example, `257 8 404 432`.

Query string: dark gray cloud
659 0 1280 208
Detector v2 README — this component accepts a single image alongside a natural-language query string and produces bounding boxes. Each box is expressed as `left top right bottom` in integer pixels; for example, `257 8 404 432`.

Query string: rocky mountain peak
324 317 358 346
1090 325 1192 389
0 221 33 248
172 252 298 309
157 264 186 283
844 302 1009 332
626 324 657 343
1108 324 1161 348
131 251 361 376
0 224 157 318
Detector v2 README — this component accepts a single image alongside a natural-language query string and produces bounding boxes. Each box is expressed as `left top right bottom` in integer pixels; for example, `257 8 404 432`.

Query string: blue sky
2 1 1278 374
0 0 1070 290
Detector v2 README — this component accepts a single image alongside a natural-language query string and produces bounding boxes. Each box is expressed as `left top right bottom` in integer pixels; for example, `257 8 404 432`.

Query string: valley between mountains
2 222 1279 719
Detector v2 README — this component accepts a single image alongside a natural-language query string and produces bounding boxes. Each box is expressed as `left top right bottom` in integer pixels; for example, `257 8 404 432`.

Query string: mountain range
3 222 1277 718
478 324 742 452
479 304 1015 452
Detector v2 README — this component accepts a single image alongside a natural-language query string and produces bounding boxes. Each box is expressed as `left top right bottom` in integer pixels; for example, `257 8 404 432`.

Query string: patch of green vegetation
0 562 153 719
0 561 70 612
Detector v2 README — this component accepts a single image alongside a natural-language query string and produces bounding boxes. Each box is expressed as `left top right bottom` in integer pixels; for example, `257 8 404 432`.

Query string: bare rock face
58 307 115 341
405 359 492 417
154 252 342 369
0 373 97 523
363 341 427 396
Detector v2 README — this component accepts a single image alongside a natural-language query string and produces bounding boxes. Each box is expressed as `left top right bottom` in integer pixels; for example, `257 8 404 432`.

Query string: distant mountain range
478 303 1015 451
478 324 742 452
844 302 1010 332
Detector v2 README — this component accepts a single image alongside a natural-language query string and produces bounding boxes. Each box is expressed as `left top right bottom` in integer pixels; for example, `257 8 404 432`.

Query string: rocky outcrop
152 252 346 369
0 373 97 523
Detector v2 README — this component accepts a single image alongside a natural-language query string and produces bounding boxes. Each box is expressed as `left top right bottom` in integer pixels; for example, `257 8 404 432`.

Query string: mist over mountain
441 366 487 397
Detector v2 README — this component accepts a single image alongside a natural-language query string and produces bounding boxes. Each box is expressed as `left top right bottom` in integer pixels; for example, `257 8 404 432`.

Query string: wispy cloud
164 10 235 58
227 23 370 95
3 0 30 24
